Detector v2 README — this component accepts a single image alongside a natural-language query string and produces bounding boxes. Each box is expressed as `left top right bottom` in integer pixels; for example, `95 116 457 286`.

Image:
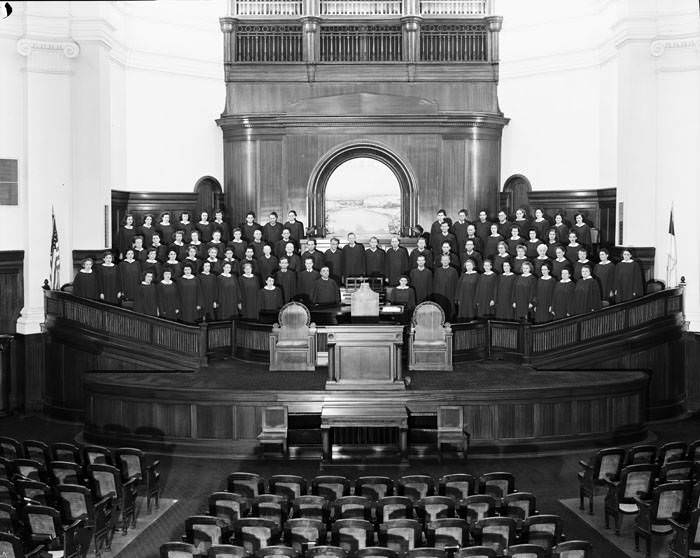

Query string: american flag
50 207 61 289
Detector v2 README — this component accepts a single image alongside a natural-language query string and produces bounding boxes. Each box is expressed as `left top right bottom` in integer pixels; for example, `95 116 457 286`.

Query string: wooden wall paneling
0 251 23 334
16 334 45 414
153 402 191 438
259 139 284 218
235 405 262 440
197 405 234 439
685 333 700 403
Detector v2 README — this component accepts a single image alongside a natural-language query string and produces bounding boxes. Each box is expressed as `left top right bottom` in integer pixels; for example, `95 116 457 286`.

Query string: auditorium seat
15 478 51 506
12 458 46 483
0 531 44 557
0 457 11 479
355 477 394 501
397 475 435 502
521 514 564 552
355 547 399 558
332 496 373 522
603 464 656 535
634 481 692 558
23 503 63 551
378 518 422 554
290 495 329 523
114 447 145 484
503 544 545 558
625 445 657 466
377 496 413 523
0 478 15 505
146 458 162 513
184 516 232 556
551 540 593 558
668 506 700 558
253 495 290 526
228 473 266 500
306 545 347 558
209 492 250 525
56 483 114 555
471 517 518 555
454 547 497 558
88 463 138 535
269 475 307 501
687 440 700 463
501 492 537 522
458 495 498 524
406 548 447 558
478 473 516 498
658 441 688 466
208 544 248 558
284 518 327 553
415 496 455 523
408 302 453 372
437 407 470 460
658 460 695 483
0 437 22 459
259 408 289 458
311 476 351 502
577 446 626 514
256 545 298 558
425 517 470 550
0 502 17 535
48 460 83 486
22 441 50 466
331 518 374 553
161 541 196 558
269 302 317 372
82 444 113 467
50 442 82 464
438 474 477 500
232 518 281 554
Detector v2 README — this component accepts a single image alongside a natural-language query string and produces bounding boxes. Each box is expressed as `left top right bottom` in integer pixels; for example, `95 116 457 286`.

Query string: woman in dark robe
545 228 561 260
532 208 550 242
614 249 644 302
532 243 552 278
117 214 136 260
134 271 158 316
492 242 511 274
177 211 195 243
296 258 320 305
594 248 616 304
511 244 530 275
98 252 120 303
138 214 156 248
239 262 260 320
571 265 602 315
512 261 537 321
118 249 141 301
455 259 479 320
157 212 175 244
312 267 341 307
409 255 433 304
157 269 179 320
552 213 569 245
178 264 202 323
141 249 162 282
388 275 416 318
533 263 556 323
257 245 279 281
73 258 99 300
573 213 592 250
169 230 188 261
475 259 498 318
228 228 248 261
187 230 205 261
551 268 575 320
431 254 459 320
258 276 284 320
216 262 241 320
183 246 202 276
196 211 213 243
163 250 183 279
198 261 217 321
551 246 570 281
494 260 516 320
275 257 297 303
565 232 581 265
484 223 504 260
573 248 592 281
525 229 541 259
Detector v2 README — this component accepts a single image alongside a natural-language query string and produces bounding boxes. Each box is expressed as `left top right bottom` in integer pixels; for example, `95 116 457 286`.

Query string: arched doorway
308 142 417 238
502 174 532 215
194 176 223 216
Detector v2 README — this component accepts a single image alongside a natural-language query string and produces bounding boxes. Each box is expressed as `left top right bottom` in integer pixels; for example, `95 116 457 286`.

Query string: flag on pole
666 205 677 288
50 207 61 289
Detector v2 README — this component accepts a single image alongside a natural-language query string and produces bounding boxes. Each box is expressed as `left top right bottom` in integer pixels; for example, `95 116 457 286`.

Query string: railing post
401 16 421 63
199 321 209 364
220 17 237 65
521 321 532 362
486 15 502 63
302 16 320 64
303 0 318 17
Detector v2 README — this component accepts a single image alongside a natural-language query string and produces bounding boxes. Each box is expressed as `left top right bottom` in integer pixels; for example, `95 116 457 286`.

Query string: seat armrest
578 460 591 469
633 495 651 508
25 545 47 558
669 517 688 532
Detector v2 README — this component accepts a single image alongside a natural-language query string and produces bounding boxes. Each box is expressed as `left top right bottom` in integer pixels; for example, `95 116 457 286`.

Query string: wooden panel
0 251 23 334
236 406 262 440
197 405 234 439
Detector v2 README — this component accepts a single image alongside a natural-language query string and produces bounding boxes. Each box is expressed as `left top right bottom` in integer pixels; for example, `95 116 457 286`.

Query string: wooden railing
319 24 403 61
320 0 402 15
419 0 488 15
419 22 488 62
234 23 304 62
231 0 492 16
235 0 303 15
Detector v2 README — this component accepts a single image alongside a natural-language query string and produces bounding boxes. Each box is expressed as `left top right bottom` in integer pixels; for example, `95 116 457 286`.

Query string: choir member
257 244 278 281
525 229 541 259
241 211 263 243
573 248 591 281
178 211 195 243
118 249 141 301
409 237 433 270
513 207 530 238
565 231 581 264
98 252 120 303
493 242 511 274
532 208 550 241
435 241 460 270
300 238 324 271
551 246 569 280
512 261 537 321
73 258 99 300
614 249 644 302
431 221 457 257
312 266 341 307
258 276 284 317
239 262 260 320
324 237 343 284
150 233 168 262
275 257 297 303
198 261 218 320
551 267 575 320
263 212 283 246
169 230 187 261
206 230 225 259
282 243 302 274
545 228 561 259
157 212 175 244
389 275 416 314
179 264 202 323
552 213 569 245
474 209 492 250
212 209 230 243
341 232 365 279
475 259 497 317
494 260 516 320
385 236 409 286
157 269 180 320
249 229 266 260
241 247 258 276
532 243 552 278
134 271 158 316
460 239 483 272
594 248 615 303
429 209 451 245
183 246 201 275
573 213 592 250
297 257 320 304
216 262 241 319
533 263 556 323
138 214 156 248
132 235 147 263
283 210 305 246
511 244 529 275
465 223 483 254
365 236 386 278
204 247 223 275
117 214 136 259
496 210 512 239
409 255 432 304
431 254 459 320
451 209 470 253
506 226 526 255
228 228 247 261
274 228 295 258
142 249 162 281
221 248 240 277
484 223 504 260
571 264 602 315
455 259 479 320
186 229 205 260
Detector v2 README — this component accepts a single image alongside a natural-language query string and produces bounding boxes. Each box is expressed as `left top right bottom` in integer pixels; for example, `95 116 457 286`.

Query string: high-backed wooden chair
56 483 114 557
414 496 455 524
454 547 497 558
0 502 17 535
232 518 281 555
253 494 290 527
378 519 422 554
228 473 266 501
355 548 399 558
258 408 289 458
88 463 138 535
311 476 351 502
501 492 537 523
12 458 46 483
659 460 695 483
408 302 453 371
23 503 64 551
0 531 44 558
521 515 564 552
377 496 413 523
503 544 545 558
603 464 656 535
49 461 83 486
114 447 145 484
668 507 700 558
0 457 11 480
51 442 82 465
458 495 498 525
15 478 52 506
255 545 298 558
439 474 478 501
551 540 593 558
331 519 374 554
470 517 518 555
0 478 15 506
625 445 657 466
22 441 50 466
658 442 688 466
146 459 161 513
82 445 113 467
577 447 626 514
634 481 692 558
425 518 470 550
209 492 250 525
397 476 435 502
0 437 22 460
290 495 329 523
269 302 317 371
284 518 327 553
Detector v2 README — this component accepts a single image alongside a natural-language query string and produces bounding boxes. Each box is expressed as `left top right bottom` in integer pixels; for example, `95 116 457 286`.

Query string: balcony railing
419 0 488 15
230 0 493 16
235 0 303 15
235 23 303 62
419 23 488 62
319 24 403 61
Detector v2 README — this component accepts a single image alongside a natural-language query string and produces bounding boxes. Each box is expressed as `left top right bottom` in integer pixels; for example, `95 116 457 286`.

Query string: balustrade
231 0 492 16
419 22 487 61
235 24 304 62
319 24 402 61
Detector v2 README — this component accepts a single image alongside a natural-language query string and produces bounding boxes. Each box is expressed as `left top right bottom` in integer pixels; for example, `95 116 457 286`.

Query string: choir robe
513 218 530 238
239 275 260 320
465 235 483 254
494 273 516 320
283 221 305 245
169 242 188 262
157 280 180 319
573 260 592 281
182 257 201 276
552 222 569 245
240 257 258 276
151 243 168 263
384 247 409 286
138 224 156 248
551 258 570 281
532 257 552 278
389 287 416 313
571 277 602 315
198 273 218 320
98 264 120 303
545 241 561 260
228 240 248 261
133 247 148 264
532 219 551 242
262 222 284 245
430 232 458 256
409 267 433 304
484 235 504 259
73 270 99 300
573 222 592 249
274 239 295 259
323 249 343 283
460 250 483 273
455 272 479 320
178 221 195 243
312 278 341 306
431 266 459 319
496 220 513 239
342 243 366 278
186 242 205 260
429 219 451 242
506 237 526 255
525 240 541 260
475 272 498 317
258 287 284 314
297 270 320 303
451 221 470 253
434 252 460 271
196 221 214 243
216 274 241 319
134 282 158 316
257 255 279 281
565 244 582 265
250 240 266 260
513 274 537 320
511 256 530 275
117 226 136 258
118 260 142 300
300 249 324 272
365 249 386 277
409 248 434 270
212 220 231 243
221 258 241 277
275 270 297 303
594 261 616 301
142 259 162 282
551 280 575 319
533 276 556 323
241 222 262 243
282 253 302 274
614 260 644 302
206 240 226 260
178 275 202 323
492 253 511 275
474 220 492 250
157 223 175 244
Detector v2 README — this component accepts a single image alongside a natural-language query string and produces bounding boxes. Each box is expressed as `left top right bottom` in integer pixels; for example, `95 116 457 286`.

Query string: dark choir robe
461 250 483 272
151 243 168 262
492 253 511 274
384 247 409 286
551 258 569 280
228 240 248 261
429 219 451 242
169 241 188 262
409 248 433 270
573 260 591 281
451 221 470 252
117 226 136 257
475 271 498 317
134 282 158 316
98 264 120 303
262 222 283 245
157 280 179 320
157 223 175 244
182 257 201 276
496 220 513 239
221 258 241 277
513 218 530 238
257 255 279 281
574 222 592 249
475 220 492 249
552 222 569 245
118 260 141 300
534 276 556 323
275 239 295 259
513 274 537 320
594 261 616 301
565 243 582 265
546 241 561 260
250 240 266 260
571 277 602 315
532 218 550 242
506 237 526 255
178 221 195 243
138 224 156 248
275 270 297 303
204 257 223 276
241 222 262 243
300 249 324 272
186 241 205 260
456 272 479 320
466 235 483 254
178 276 202 323
283 221 305 245
511 256 530 275
365 248 386 277
194 221 212 242
142 259 162 282
614 260 644 302
323 249 343 283
525 240 541 260
258 287 284 315
431 266 459 319
494 273 516 320
435 251 460 271
312 278 341 306
212 220 230 243
484 235 504 259
239 275 260 320
532 257 552 278
431 232 458 256
388 287 416 313
132 247 148 264
216 274 241 319
206 240 225 260
241 257 258 276
342 243 365 278
297 270 320 303
73 270 99 299
198 272 218 320
283 253 302 274
551 280 575 320
409 267 433 304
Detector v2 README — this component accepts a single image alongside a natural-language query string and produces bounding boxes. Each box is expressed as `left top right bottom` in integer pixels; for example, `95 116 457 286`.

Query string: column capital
16 37 80 74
